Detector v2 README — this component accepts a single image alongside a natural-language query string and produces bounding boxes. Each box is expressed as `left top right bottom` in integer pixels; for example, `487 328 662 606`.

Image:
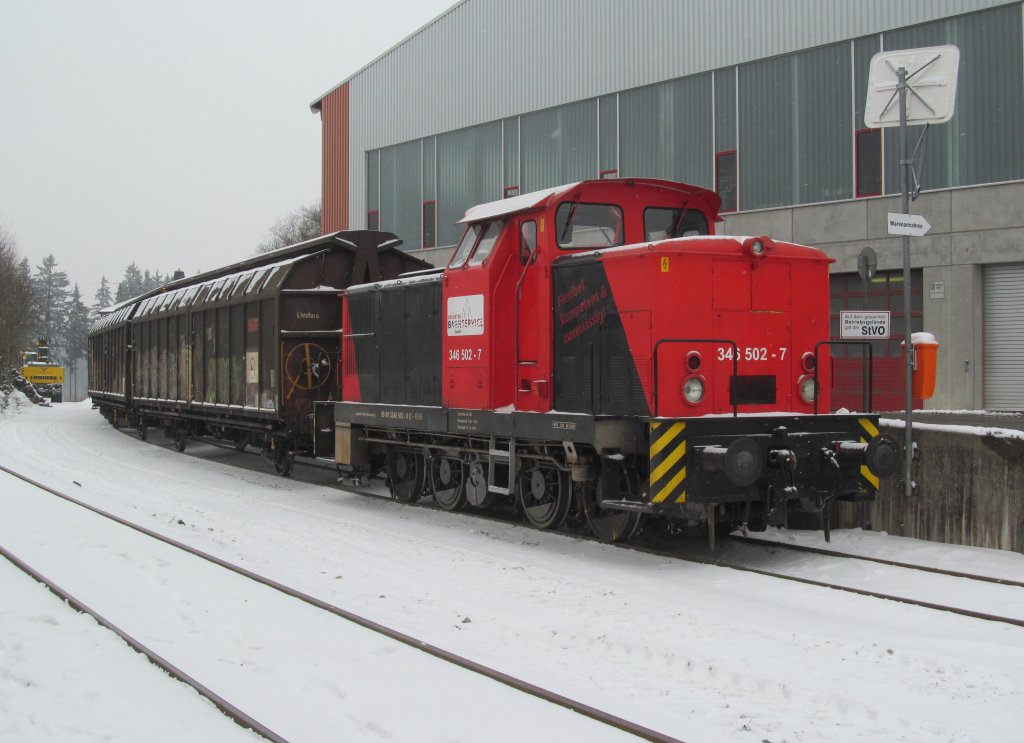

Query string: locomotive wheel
274 447 294 477
581 461 641 543
430 456 467 511
517 462 571 530
387 449 424 503
465 460 496 509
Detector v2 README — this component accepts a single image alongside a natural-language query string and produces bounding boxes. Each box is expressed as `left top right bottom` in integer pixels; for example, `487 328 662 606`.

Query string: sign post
865 45 959 502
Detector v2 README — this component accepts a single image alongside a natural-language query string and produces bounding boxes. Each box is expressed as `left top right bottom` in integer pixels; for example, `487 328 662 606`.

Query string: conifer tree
32 254 70 357
116 262 145 302
92 276 113 314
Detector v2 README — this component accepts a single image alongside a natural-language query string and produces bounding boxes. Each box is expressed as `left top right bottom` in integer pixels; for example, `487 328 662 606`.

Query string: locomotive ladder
487 436 517 495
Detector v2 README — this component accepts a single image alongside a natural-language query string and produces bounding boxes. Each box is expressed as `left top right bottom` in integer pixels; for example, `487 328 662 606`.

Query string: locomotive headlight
742 236 772 257
801 352 816 373
682 375 705 404
797 375 817 403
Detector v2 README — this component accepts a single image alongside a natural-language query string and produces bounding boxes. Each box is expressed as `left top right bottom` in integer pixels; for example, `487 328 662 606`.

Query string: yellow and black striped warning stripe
858 417 880 491
649 421 688 504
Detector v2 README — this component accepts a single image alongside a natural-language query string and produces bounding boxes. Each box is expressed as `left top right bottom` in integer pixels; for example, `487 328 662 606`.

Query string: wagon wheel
517 462 571 529
386 448 424 503
137 418 148 441
174 431 187 453
274 446 294 477
430 456 467 511
465 459 496 509
580 460 641 542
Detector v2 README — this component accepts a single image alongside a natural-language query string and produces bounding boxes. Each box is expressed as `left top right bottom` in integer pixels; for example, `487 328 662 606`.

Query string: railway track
133 433 1024 631
0 463 682 743
637 539 1024 630
728 534 1024 589
0 541 288 743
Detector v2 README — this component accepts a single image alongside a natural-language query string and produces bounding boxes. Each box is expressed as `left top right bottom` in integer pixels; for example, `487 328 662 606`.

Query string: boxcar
89 230 431 472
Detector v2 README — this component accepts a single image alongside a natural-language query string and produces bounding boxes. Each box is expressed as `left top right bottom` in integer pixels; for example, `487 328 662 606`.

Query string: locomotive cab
442 179 720 414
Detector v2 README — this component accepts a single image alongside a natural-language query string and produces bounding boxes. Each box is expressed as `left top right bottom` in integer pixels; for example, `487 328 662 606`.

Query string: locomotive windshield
643 207 709 241
555 202 624 249
467 221 503 266
449 221 504 268
449 224 482 268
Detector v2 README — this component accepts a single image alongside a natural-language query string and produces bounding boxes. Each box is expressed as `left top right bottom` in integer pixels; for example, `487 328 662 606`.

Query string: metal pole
898 67 914 500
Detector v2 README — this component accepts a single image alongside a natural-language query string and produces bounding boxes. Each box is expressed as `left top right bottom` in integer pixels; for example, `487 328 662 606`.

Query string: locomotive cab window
644 207 709 241
449 224 482 269
519 220 537 265
467 221 504 266
555 202 624 249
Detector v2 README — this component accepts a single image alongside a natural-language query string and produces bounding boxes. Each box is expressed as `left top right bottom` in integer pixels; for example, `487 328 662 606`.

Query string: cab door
442 221 512 410
514 217 554 413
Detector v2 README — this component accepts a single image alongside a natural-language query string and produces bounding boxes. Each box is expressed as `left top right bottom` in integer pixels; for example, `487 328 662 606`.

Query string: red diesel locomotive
328 178 899 543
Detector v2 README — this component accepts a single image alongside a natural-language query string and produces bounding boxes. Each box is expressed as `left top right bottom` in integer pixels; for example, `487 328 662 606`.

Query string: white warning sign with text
840 311 891 339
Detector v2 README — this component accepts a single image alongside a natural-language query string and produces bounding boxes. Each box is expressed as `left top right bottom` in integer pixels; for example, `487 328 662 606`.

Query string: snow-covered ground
2 399 1024 742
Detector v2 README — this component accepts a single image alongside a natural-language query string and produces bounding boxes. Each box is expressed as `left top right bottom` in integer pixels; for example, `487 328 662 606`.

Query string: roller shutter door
983 263 1024 411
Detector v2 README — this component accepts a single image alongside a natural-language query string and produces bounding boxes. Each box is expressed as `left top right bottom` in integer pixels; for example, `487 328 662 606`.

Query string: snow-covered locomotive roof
458 178 723 225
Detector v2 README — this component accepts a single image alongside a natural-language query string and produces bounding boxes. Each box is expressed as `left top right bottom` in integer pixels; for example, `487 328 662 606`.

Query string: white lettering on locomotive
446 294 485 336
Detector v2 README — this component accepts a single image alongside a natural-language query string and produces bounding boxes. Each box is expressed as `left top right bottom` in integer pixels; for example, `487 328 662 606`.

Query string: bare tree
0 224 34 372
256 202 322 254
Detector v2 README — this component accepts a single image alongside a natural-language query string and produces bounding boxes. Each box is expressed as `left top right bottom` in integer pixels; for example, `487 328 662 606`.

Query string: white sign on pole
864 45 960 128
840 311 891 339
887 212 931 237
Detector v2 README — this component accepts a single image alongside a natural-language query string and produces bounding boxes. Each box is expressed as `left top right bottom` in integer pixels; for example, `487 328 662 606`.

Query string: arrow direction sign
887 212 932 237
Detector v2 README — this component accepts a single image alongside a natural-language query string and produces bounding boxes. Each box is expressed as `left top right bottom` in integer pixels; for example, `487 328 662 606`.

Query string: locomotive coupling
697 438 763 486
767 448 798 472
835 435 900 477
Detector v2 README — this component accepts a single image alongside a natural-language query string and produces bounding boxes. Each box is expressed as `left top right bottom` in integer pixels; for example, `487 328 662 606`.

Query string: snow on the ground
0 557 255 743
0 470 631 742
744 527 1024 583
881 416 1024 439
2 401 1024 742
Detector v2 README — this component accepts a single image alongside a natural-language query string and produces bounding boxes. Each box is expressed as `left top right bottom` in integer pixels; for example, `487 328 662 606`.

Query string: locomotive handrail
813 340 874 415
652 338 740 417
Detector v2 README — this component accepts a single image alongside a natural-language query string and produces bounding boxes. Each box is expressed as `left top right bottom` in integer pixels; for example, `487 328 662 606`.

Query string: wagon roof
94 230 430 319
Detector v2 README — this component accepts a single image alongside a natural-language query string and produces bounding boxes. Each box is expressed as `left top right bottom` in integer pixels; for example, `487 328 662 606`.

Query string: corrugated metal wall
329 0 1015 228
983 263 1024 411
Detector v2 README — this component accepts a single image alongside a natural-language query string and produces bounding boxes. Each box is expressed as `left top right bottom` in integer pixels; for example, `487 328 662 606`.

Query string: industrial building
311 0 1024 412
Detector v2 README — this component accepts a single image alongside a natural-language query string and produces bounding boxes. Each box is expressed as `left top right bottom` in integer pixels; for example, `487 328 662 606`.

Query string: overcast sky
0 0 456 300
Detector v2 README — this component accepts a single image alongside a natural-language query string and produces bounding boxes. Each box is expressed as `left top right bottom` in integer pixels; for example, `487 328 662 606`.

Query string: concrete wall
835 423 1024 552
721 179 1024 410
